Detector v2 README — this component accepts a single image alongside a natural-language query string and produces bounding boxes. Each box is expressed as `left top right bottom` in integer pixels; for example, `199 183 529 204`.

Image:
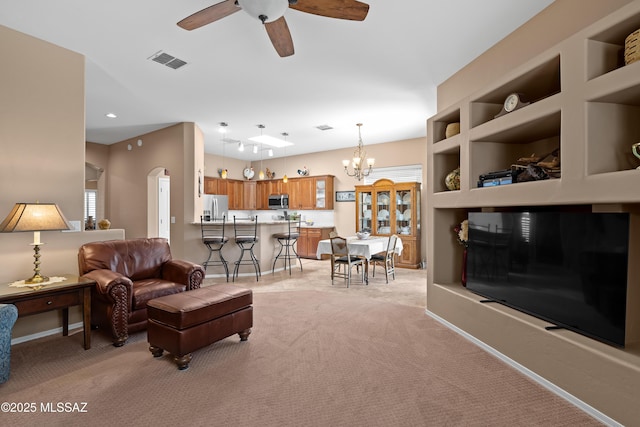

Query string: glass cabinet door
375 189 391 235
396 188 412 236
315 178 326 209
357 191 373 232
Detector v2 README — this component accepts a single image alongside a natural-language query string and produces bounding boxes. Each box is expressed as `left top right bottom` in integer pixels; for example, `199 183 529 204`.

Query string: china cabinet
355 179 421 268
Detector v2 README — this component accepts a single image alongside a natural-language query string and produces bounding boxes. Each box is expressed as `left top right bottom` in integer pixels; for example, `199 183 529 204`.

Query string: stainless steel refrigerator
202 194 229 221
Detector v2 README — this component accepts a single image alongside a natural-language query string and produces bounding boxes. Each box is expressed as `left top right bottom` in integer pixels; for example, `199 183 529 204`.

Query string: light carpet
2 260 602 426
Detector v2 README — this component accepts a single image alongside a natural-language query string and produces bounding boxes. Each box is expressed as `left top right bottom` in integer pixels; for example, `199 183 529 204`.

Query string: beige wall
438 0 633 110
0 25 85 225
0 25 124 338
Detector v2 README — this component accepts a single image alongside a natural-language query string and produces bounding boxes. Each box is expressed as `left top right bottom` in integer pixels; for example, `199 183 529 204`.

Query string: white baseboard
11 322 84 346
425 309 622 427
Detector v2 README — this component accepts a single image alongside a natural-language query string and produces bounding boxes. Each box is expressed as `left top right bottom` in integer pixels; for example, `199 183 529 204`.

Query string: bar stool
200 215 230 281
272 217 302 274
233 216 261 282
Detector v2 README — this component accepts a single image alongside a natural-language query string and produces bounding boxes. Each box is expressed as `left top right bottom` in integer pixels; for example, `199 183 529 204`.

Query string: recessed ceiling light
248 134 293 147
106 113 117 118
316 124 333 131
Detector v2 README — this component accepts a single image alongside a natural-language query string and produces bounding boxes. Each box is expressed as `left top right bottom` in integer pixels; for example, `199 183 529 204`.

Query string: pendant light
282 132 289 183
219 122 228 179
259 143 265 180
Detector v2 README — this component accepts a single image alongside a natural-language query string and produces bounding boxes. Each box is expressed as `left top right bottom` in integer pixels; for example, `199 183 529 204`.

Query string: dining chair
371 234 398 283
330 235 365 287
200 215 230 281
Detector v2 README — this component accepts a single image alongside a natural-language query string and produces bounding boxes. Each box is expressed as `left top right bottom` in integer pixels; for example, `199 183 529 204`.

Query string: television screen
467 212 629 347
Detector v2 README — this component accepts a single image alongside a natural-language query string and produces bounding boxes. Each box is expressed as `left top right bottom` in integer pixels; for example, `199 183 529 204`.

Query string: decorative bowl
356 231 370 240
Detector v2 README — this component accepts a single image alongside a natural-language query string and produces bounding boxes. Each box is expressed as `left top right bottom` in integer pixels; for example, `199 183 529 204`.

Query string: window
363 164 423 184
84 190 97 221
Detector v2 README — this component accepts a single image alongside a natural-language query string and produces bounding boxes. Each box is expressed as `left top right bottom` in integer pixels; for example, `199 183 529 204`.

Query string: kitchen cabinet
243 181 256 210
204 177 244 209
207 175 334 210
355 179 421 268
204 177 220 195
227 180 244 210
298 227 334 259
257 175 334 210
256 179 283 210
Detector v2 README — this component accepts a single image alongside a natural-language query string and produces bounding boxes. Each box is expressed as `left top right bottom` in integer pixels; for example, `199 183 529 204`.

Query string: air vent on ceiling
316 124 333 131
148 51 188 70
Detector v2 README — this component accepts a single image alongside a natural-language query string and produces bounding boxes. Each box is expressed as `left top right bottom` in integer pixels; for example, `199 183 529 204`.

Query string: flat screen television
466 211 629 347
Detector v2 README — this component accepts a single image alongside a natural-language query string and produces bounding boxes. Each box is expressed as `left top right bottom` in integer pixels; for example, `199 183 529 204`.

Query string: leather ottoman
147 284 252 370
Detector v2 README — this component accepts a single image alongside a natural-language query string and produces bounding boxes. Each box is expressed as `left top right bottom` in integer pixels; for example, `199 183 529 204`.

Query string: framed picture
336 191 356 202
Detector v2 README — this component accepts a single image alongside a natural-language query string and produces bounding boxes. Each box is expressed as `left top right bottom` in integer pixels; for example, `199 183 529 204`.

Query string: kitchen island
192 219 333 278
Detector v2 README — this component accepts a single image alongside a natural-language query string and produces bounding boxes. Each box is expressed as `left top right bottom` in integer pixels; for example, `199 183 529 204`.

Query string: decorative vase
461 247 468 287
445 122 460 138
98 219 111 230
445 167 461 191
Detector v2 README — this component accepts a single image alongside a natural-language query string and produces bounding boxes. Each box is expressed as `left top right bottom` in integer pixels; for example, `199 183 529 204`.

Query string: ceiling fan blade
291 0 369 21
265 17 295 58
178 0 241 30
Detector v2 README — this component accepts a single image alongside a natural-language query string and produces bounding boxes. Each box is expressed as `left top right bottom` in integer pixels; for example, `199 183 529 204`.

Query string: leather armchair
78 238 204 347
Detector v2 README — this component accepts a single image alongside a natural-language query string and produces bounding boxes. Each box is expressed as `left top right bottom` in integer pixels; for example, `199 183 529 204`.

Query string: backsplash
231 210 335 227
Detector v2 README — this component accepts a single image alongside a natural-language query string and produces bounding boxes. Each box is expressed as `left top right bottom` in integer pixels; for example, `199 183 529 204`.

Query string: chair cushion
335 256 363 264
273 232 299 239
236 236 258 243
203 236 229 244
132 279 186 310
370 253 386 261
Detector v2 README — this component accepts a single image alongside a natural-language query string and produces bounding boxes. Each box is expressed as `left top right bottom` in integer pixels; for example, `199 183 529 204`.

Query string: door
158 176 170 242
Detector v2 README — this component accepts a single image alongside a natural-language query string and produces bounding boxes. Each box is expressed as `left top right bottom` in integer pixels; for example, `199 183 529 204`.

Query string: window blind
84 190 97 221
363 164 423 185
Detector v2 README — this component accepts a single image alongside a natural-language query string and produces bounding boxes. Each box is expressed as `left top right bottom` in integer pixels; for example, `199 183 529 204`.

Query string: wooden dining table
316 236 403 283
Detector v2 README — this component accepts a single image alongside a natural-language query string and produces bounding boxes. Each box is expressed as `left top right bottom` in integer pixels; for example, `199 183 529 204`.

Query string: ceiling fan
178 0 370 58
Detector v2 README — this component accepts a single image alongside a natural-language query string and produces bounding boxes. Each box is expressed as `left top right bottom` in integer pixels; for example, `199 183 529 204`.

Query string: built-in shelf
427 3 640 424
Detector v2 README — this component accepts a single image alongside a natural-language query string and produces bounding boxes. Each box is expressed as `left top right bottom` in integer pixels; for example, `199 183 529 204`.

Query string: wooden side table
0 275 95 349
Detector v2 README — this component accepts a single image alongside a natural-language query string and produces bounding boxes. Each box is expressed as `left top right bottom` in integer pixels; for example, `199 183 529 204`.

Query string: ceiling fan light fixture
237 0 288 23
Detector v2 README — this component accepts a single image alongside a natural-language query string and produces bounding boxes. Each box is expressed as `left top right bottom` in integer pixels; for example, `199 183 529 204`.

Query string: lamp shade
0 203 71 233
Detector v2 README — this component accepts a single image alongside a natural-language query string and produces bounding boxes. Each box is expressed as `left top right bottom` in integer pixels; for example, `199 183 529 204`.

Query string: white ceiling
1 0 554 159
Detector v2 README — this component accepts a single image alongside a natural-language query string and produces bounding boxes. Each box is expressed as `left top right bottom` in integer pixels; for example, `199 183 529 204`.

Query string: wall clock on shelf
495 93 529 118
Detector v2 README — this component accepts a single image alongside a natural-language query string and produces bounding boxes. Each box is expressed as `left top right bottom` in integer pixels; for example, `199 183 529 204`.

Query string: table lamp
0 202 71 284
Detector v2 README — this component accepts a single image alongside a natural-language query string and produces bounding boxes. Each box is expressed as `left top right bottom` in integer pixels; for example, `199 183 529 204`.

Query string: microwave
268 194 289 210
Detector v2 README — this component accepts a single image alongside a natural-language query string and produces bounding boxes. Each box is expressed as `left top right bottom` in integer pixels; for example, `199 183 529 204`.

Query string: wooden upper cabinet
227 180 244 210
315 175 334 210
204 177 219 194
208 175 334 210
256 181 269 210
287 175 334 210
243 181 256 210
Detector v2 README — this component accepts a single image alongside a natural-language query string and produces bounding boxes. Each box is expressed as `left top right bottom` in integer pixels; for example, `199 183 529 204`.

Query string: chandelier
342 123 374 181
